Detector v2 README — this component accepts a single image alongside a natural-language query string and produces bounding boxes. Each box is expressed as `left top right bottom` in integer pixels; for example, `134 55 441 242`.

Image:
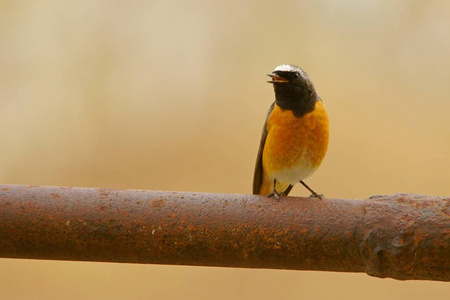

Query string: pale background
1 1 449 299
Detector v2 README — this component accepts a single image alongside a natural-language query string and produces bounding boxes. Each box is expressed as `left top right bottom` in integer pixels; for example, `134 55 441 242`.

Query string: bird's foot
267 179 282 201
267 191 281 201
309 192 324 200
300 180 323 199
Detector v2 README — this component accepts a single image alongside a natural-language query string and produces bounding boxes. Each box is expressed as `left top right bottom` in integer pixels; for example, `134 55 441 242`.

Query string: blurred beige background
1 0 449 299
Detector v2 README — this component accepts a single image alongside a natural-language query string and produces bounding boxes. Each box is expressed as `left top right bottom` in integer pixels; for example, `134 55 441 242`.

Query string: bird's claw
309 193 324 200
267 192 281 201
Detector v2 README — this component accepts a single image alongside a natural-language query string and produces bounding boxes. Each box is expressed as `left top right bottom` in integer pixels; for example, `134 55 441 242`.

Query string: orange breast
261 101 329 189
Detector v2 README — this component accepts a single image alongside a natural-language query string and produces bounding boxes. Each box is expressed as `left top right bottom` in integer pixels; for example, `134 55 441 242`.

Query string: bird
253 64 329 200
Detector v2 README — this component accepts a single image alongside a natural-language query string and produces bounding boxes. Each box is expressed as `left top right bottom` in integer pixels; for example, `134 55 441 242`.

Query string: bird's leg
267 179 281 201
300 180 324 199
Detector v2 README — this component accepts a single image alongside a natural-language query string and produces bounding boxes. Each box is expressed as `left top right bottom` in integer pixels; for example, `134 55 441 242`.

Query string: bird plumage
253 64 329 198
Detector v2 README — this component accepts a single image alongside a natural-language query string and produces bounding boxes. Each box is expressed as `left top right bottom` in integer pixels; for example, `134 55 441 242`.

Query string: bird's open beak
267 73 289 83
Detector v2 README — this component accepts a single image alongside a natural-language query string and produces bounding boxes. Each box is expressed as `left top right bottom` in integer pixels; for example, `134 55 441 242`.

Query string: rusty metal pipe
0 184 448 281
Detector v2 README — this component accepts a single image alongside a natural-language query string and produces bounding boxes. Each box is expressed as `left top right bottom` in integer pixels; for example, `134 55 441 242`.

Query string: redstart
253 64 329 200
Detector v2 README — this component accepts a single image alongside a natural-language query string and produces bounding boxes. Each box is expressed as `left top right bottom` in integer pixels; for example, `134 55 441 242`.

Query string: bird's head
267 64 318 115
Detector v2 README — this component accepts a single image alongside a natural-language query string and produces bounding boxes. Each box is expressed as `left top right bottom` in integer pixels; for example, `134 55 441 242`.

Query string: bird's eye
293 73 300 79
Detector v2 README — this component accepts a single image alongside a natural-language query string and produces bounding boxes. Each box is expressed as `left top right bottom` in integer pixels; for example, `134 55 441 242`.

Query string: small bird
253 64 329 200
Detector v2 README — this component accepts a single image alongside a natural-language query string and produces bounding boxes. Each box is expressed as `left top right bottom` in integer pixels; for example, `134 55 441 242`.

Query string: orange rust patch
151 197 167 208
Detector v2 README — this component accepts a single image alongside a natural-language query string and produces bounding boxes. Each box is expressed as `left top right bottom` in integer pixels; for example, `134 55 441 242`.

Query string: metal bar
0 184 448 281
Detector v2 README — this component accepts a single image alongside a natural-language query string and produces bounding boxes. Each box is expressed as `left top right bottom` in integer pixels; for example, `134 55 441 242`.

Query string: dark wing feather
253 102 275 194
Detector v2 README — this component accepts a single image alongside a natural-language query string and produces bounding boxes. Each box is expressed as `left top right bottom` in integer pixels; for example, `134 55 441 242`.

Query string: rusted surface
0 184 448 281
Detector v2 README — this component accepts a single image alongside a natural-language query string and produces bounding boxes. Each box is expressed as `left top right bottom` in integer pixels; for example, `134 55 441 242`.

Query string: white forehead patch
274 64 300 72
273 64 306 78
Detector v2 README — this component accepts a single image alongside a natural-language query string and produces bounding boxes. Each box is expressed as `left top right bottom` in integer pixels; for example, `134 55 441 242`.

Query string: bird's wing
253 102 275 194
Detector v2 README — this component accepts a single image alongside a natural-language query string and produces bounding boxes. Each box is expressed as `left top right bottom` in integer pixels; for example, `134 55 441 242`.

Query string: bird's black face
267 64 318 117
